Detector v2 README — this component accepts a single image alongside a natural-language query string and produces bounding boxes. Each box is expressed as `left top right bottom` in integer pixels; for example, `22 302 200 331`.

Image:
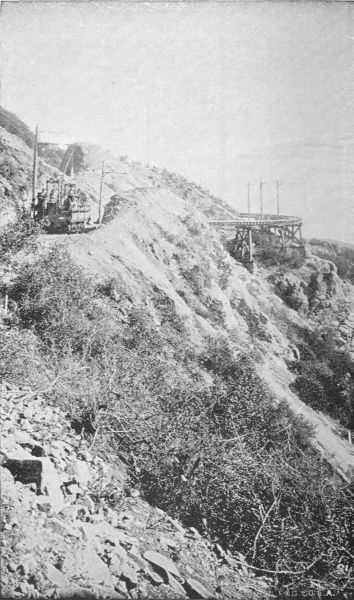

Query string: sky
1 0 354 242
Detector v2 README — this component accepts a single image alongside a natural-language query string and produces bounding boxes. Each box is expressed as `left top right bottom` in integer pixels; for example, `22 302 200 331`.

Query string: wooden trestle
209 213 304 264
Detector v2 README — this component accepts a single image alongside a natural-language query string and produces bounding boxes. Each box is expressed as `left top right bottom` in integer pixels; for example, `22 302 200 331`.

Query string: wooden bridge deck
209 213 303 229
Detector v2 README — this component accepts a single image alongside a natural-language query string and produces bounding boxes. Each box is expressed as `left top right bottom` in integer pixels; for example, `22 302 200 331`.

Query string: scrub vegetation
1 246 353 599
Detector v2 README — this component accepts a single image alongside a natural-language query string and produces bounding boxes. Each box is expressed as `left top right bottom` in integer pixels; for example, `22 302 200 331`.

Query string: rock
166 516 186 535
66 459 90 488
62 548 112 586
128 549 146 570
189 527 202 539
23 405 34 419
115 579 128 596
40 459 64 511
48 517 81 538
109 553 125 577
185 579 216 599
18 554 37 576
89 511 105 523
121 563 139 588
2 457 42 493
169 575 187 597
36 496 54 514
13 430 35 445
46 564 72 588
17 582 31 594
82 520 128 547
78 495 95 514
58 505 80 521
112 543 128 563
104 506 119 526
51 585 96 599
65 483 83 497
159 536 179 550
146 568 164 585
143 550 181 581
7 561 17 572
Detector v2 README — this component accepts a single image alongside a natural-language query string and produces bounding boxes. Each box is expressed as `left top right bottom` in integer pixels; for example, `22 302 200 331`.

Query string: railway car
32 178 91 233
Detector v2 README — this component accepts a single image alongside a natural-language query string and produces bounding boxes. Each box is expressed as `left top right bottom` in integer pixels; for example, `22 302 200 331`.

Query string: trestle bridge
209 213 304 265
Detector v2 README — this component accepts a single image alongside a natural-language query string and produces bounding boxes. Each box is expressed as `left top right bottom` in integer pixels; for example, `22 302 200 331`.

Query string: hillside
0 107 62 225
1 115 354 599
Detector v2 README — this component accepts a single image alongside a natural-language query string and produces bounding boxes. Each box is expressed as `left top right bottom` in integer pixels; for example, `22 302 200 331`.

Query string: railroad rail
209 213 304 265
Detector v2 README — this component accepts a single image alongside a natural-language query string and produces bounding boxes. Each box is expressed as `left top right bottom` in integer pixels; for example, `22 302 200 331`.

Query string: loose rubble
1 381 269 599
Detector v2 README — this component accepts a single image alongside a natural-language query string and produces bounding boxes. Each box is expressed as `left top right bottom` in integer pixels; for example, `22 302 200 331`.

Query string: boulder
120 562 139 588
185 579 216 599
2 457 43 493
48 517 81 538
146 568 164 585
62 549 112 586
143 550 181 581
46 564 72 588
81 520 132 548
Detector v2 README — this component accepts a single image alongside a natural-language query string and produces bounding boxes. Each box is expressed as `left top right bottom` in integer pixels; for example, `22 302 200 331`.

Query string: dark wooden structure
209 213 303 264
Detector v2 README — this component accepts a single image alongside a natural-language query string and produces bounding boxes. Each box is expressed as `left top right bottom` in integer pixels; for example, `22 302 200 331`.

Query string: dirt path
260 358 354 482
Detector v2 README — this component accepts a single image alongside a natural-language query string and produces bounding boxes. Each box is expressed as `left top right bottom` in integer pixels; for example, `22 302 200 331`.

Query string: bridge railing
209 213 303 228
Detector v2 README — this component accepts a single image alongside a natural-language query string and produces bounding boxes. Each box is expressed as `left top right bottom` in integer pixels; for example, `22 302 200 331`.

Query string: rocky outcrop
1 381 268 599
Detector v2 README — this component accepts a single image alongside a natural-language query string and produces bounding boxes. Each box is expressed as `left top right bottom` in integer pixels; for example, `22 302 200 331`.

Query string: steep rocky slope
1 381 266 600
0 109 60 225
1 117 354 599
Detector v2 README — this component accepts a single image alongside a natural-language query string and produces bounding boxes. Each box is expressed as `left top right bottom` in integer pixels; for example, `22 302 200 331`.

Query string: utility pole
259 179 263 219
147 105 151 167
276 180 280 216
32 125 39 201
98 161 104 225
247 182 250 214
98 162 127 226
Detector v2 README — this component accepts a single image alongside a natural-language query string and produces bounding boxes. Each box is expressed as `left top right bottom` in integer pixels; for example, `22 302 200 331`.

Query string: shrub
0 210 42 261
290 327 354 429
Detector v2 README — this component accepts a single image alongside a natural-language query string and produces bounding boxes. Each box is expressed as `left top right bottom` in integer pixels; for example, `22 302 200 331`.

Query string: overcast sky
1 1 354 241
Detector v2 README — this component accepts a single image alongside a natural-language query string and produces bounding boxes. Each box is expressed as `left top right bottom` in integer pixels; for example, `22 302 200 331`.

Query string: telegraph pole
32 125 39 201
247 182 250 214
276 180 280 216
147 105 151 167
98 162 127 225
98 161 104 225
259 179 263 219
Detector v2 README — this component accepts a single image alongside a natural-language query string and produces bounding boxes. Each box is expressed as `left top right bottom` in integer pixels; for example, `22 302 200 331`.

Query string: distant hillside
0 106 34 148
308 238 354 284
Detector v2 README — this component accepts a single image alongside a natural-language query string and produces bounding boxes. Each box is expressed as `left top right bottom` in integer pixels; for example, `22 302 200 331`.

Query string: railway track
209 212 303 229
